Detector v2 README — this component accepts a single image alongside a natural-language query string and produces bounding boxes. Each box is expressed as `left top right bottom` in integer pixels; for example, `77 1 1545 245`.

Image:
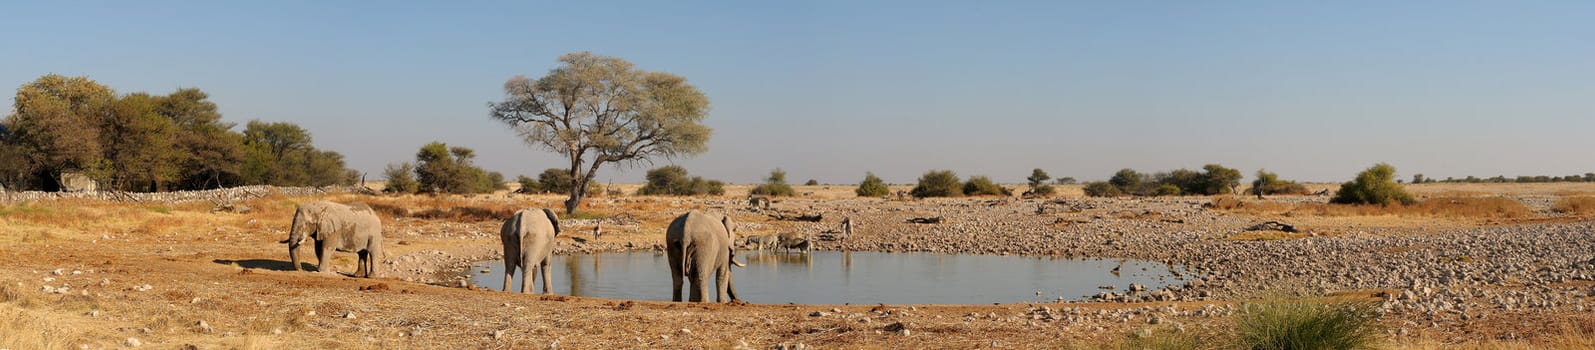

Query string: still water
470 251 1188 304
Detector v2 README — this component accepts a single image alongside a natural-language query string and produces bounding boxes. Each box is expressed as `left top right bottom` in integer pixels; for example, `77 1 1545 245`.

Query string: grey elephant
666 211 744 302
280 201 383 278
500 209 561 294
741 234 779 251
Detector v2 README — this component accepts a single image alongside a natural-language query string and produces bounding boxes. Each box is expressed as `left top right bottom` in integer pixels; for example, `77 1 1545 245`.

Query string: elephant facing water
281 201 383 278
666 211 743 302
500 209 560 294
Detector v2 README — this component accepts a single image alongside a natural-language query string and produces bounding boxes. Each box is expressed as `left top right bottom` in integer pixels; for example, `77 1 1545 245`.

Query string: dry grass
0 304 92 350
1215 197 1532 219
1553 196 1595 215
1394 321 1595 350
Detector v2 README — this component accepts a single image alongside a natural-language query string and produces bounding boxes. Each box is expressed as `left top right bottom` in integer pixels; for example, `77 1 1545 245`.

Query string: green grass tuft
1235 298 1384 350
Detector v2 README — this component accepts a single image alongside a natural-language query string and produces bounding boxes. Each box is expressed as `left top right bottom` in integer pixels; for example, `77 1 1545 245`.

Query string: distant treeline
1410 173 1595 184
0 75 357 192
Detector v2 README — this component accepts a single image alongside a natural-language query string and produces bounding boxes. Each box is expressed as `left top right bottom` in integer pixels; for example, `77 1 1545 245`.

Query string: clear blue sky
3 1 1591 184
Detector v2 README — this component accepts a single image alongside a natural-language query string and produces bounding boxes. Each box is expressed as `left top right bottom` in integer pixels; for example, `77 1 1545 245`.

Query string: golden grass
1216 197 1532 219
1393 322 1595 350
1553 196 1595 215
0 304 91 350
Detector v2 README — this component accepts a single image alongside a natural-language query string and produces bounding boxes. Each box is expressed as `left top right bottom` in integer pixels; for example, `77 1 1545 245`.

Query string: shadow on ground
213 259 315 272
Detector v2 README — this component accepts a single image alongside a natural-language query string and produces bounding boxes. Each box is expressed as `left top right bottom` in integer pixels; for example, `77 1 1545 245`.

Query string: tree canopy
0 74 355 192
490 52 712 213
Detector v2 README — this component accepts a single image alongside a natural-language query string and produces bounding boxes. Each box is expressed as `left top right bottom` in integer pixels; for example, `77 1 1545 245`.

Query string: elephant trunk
285 207 308 271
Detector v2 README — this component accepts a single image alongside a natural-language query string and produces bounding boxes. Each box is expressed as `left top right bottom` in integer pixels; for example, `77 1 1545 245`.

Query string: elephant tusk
731 259 746 267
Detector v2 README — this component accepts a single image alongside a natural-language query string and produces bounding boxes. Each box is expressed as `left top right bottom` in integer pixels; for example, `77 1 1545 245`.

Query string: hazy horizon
4 1 1591 185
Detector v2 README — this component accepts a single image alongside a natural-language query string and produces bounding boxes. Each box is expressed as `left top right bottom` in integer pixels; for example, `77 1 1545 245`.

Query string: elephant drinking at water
500 209 561 294
280 201 383 278
666 211 744 302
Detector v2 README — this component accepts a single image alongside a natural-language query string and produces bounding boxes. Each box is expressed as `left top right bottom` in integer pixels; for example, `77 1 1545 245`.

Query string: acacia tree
490 52 712 213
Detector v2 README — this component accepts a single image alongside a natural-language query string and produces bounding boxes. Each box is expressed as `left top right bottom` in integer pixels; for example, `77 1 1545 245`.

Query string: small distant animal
748 196 771 210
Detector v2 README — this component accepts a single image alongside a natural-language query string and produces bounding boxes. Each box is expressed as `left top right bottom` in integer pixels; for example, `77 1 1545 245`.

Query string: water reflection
472 251 1188 304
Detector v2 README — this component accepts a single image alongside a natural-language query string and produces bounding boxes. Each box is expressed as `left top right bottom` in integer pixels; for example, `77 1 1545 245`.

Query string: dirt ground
3 183 1594 349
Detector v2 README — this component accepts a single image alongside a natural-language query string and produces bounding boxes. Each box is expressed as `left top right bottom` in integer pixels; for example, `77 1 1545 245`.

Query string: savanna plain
3 183 1595 349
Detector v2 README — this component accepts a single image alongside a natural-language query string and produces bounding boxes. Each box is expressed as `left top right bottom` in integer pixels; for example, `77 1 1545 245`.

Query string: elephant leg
366 243 381 278
317 241 335 275
288 244 302 271
667 245 684 302
313 240 326 272
539 258 552 295
691 256 716 303
502 259 518 293
519 252 535 294
714 267 730 303
671 273 684 302
687 272 705 302
354 250 368 278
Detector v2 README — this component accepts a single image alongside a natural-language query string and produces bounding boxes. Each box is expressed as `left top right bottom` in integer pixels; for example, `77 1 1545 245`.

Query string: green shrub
637 165 724 196
855 172 890 197
690 177 726 196
1331 163 1415 205
1235 298 1383 350
1055 177 1077 185
637 165 690 195
486 171 508 191
515 175 541 193
537 168 576 195
1025 169 1057 196
1252 169 1309 196
1083 181 1122 197
804 179 819 186
413 142 497 194
1109 169 1143 194
1153 184 1182 196
750 168 796 196
381 162 418 194
963 175 1011 196
1028 184 1056 196
911 170 963 198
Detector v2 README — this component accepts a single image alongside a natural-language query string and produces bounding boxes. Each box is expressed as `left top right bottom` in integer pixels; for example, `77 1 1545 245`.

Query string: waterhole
470 251 1188 304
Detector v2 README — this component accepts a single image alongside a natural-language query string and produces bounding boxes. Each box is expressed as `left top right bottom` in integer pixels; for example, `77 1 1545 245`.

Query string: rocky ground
2 184 1594 348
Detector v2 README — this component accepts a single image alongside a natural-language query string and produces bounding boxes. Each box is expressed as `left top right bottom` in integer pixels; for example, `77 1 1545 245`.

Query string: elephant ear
542 208 561 236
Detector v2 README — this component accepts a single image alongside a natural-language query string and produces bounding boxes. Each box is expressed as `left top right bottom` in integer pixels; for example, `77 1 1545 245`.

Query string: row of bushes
1082 164 1243 197
637 165 725 196
0 75 359 192
381 159 1429 207
1415 173 1595 184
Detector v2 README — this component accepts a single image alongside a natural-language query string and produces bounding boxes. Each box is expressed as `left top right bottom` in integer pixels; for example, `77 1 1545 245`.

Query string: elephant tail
679 236 696 277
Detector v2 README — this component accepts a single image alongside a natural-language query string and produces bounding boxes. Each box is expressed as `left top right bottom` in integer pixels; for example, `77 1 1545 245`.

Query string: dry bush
1553 196 1595 215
